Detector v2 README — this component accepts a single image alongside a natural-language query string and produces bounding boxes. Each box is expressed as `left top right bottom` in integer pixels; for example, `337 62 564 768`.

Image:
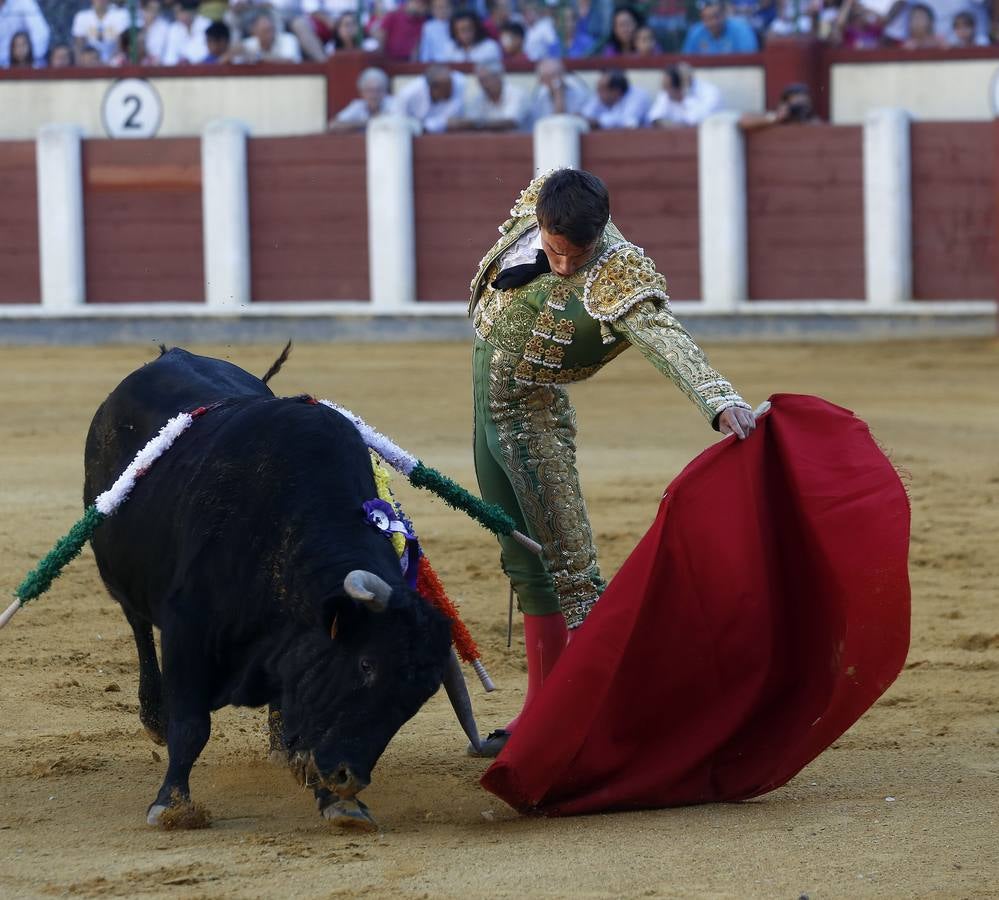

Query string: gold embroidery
552 318 575 345
542 345 565 369
583 247 670 322
532 308 555 338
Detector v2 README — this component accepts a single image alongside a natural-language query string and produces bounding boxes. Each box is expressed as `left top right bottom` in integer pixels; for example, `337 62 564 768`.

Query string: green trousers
471 339 605 629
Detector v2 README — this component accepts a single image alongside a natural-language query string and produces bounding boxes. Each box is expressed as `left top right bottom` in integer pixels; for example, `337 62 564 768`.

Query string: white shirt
524 15 558 60
161 15 211 65
397 71 465 134
499 225 542 270
583 86 651 130
71 5 131 62
445 37 502 64
418 18 453 62
143 15 170 63
530 76 590 123
242 31 303 62
335 95 396 124
0 0 49 67
466 80 530 129
646 78 722 127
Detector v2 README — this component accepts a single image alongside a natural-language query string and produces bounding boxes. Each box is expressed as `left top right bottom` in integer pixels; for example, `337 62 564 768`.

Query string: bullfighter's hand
718 407 756 440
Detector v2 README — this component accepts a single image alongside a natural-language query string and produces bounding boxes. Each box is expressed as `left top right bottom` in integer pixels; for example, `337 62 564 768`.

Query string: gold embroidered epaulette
509 171 555 220
582 242 670 325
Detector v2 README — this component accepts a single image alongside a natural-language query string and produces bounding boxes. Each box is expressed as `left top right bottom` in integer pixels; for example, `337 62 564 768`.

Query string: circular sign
101 78 163 139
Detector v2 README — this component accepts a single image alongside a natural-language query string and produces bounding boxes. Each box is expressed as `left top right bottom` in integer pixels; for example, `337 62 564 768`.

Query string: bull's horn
343 570 391 613
442 648 482 753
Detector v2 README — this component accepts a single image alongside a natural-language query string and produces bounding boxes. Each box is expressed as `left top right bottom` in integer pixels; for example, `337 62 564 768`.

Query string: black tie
491 250 551 291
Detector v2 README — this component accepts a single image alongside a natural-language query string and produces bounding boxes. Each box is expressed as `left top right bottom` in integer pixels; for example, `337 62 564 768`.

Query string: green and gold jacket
469 173 750 425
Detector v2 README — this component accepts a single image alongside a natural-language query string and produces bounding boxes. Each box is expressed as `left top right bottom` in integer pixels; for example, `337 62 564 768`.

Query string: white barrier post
36 124 85 310
864 108 911 307
366 115 417 309
533 114 588 175
201 119 250 308
698 111 746 311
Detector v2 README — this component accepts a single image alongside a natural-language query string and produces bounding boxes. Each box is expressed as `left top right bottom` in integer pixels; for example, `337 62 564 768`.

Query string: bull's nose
329 764 368 799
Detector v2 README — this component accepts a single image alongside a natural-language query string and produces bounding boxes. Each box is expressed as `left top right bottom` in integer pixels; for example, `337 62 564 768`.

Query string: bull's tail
262 340 293 385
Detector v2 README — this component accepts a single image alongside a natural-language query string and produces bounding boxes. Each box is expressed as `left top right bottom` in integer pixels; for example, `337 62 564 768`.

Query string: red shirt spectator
377 0 428 61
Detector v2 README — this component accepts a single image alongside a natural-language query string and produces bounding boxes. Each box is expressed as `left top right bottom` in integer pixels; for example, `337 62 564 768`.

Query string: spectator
583 68 651 128
202 20 235 61
530 56 591 121
577 0 614 49
885 0 989 46
47 42 72 67
768 0 814 35
77 43 102 65
951 8 987 44
828 0 885 48
903 2 947 45
639 0 692 51
500 21 530 62
450 60 530 130
419 0 453 61
739 82 818 130
110 26 153 64
374 0 427 61
521 0 559 60
162 0 211 64
731 0 777 33
397 62 465 132
0 0 49 68
557 4 597 57
71 0 129 64
604 5 642 54
329 66 395 131
141 0 170 64
633 23 662 52
446 9 501 62
242 11 302 60
646 62 722 125
483 0 514 40
7 28 33 65
682 0 759 53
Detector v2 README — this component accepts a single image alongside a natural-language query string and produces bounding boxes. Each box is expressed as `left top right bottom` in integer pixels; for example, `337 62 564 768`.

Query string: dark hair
450 10 487 45
953 10 975 26
910 2 935 23
9 29 33 65
608 5 643 53
536 170 610 248
603 68 629 95
333 11 360 49
206 21 231 43
780 82 810 102
500 21 525 39
47 42 72 65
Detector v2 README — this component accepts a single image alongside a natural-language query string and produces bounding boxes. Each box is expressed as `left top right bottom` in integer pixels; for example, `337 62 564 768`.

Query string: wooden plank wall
248 134 368 301
0 141 40 304
413 133 533 301
911 122 995 300
746 126 864 300
582 129 700 301
83 139 203 303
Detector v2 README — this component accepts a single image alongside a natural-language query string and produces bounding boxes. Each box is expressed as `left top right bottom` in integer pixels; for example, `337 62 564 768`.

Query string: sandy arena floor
0 339 997 899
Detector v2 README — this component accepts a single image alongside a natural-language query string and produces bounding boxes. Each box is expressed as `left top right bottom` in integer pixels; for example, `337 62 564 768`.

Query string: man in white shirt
329 67 397 132
71 0 130 63
529 58 591 124
397 64 464 134
161 0 211 64
520 0 558 60
0 0 49 67
241 11 302 61
646 63 722 127
582 69 650 130
448 60 529 132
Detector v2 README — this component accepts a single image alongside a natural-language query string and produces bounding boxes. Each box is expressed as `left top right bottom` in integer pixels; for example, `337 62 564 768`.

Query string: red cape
481 394 911 815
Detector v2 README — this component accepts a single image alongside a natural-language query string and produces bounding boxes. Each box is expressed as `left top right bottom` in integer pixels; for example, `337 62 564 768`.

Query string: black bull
83 348 477 828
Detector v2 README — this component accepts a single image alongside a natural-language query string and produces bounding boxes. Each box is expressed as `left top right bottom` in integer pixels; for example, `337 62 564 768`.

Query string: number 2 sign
101 78 163 139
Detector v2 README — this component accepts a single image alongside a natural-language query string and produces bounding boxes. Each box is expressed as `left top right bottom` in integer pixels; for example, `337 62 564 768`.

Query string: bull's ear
330 614 339 640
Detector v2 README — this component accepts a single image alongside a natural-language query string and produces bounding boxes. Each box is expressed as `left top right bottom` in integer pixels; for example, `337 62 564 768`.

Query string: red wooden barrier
911 122 995 301
746 125 864 301
412 132 533 301
0 141 40 304
248 134 368 301
582 128 700 301
83 138 203 303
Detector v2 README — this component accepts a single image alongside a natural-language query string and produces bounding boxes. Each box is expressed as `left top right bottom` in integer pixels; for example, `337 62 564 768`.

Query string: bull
83 347 479 829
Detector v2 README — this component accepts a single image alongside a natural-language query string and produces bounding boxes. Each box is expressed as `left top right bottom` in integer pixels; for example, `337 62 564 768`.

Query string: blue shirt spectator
682 1 759 53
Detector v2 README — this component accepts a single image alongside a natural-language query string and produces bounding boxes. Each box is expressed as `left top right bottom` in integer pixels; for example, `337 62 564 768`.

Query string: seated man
328 67 396 132
682 0 759 53
396 63 465 133
448 60 529 132
529 57 591 123
582 69 651 130
646 62 723 127
241 12 302 62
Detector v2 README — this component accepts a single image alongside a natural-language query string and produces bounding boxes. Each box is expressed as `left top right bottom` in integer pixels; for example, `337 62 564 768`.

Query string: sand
0 339 996 899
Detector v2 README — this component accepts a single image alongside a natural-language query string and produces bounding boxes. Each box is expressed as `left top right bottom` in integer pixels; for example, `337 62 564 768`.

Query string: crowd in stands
0 0 996 69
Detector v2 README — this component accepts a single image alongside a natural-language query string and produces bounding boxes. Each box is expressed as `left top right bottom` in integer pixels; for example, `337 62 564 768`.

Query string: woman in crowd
633 23 661 53
603 5 642 54
446 9 502 63
903 3 946 47
8 29 35 67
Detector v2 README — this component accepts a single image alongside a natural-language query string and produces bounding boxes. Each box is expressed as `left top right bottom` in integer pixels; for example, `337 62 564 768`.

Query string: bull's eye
359 657 377 686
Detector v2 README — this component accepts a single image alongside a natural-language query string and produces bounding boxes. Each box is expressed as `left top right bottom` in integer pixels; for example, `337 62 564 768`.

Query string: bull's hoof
322 798 377 833
147 803 168 826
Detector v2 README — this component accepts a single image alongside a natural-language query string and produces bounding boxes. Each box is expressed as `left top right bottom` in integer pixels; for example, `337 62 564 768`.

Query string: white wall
831 59 999 123
0 75 326 139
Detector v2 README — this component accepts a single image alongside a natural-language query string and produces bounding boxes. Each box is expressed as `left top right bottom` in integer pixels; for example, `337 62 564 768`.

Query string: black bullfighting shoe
467 729 510 758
